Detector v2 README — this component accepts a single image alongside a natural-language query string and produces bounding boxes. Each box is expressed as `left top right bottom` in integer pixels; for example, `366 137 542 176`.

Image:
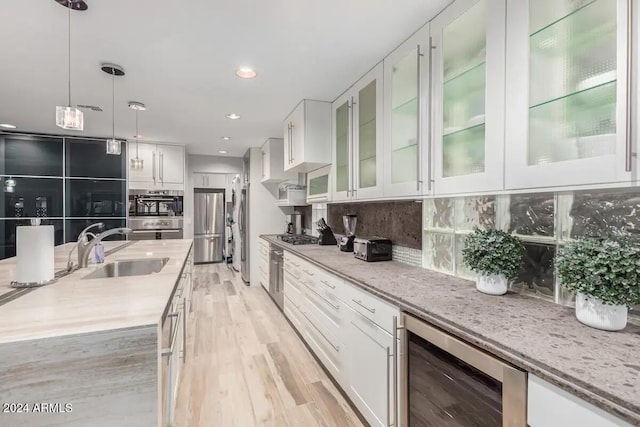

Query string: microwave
307 165 331 203
277 182 307 206
128 190 184 217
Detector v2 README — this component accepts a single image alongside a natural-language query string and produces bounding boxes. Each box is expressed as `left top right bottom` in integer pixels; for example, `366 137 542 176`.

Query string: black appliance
278 234 319 245
128 189 183 217
317 218 337 246
354 237 392 262
339 213 357 252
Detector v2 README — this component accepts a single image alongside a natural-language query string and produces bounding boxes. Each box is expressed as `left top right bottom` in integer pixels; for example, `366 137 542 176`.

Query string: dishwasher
268 244 284 311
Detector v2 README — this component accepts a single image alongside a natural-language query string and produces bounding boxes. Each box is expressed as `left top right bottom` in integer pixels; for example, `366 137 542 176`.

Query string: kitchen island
0 239 193 427
262 235 640 426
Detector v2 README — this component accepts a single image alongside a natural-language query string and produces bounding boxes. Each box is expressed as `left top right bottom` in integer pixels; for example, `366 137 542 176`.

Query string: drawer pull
303 268 315 277
352 299 376 313
304 283 340 310
302 311 340 352
320 279 336 290
285 270 300 280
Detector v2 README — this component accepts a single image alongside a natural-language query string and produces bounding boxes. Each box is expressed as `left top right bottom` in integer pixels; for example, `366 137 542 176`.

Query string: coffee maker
285 212 303 235
339 214 357 252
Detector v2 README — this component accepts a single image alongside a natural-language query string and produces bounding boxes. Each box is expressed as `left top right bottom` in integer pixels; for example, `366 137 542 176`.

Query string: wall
184 154 243 239
423 188 640 310
248 148 286 286
0 132 127 260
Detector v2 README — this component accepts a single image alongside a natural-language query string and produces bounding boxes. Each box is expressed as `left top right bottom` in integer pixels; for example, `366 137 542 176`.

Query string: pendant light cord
111 72 115 139
135 109 139 157
68 2 72 107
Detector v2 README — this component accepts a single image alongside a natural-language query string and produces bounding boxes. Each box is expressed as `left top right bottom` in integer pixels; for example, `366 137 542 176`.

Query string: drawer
344 280 400 335
284 294 305 333
284 262 303 282
300 279 343 337
300 306 343 381
301 263 343 299
284 275 305 309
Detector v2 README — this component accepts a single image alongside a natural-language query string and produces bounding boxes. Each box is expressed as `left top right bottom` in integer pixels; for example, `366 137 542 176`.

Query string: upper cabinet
261 138 297 184
332 63 384 201
431 0 506 195
504 0 632 189
128 142 185 190
307 165 331 203
283 100 332 173
382 24 431 198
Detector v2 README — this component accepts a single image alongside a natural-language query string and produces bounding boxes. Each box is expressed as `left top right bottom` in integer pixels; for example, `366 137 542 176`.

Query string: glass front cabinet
383 24 431 198
431 0 506 195
505 0 632 189
332 62 384 201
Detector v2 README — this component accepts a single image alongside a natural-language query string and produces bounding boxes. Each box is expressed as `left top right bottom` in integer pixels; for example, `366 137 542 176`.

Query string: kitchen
0 0 639 426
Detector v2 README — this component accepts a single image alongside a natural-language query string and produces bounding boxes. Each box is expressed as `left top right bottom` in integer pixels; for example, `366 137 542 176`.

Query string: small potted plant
462 229 524 295
556 236 640 331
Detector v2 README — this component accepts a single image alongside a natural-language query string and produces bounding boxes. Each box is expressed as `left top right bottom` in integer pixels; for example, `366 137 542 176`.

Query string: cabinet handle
152 151 156 182
392 315 401 427
625 0 634 172
181 298 187 361
416 44 423 192
290 123 295 163
160 152 164 182
352 298 375 313
303 268 314 277
350 98 356 196
304 281 340 310
303 311 340 352
320 279 336 290
427 38 435 192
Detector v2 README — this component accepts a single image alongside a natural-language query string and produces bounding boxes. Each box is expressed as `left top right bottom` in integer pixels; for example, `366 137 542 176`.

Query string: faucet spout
77 227 132 268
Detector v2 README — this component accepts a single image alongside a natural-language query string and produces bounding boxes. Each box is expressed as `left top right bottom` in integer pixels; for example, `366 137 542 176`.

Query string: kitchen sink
82 258 170 280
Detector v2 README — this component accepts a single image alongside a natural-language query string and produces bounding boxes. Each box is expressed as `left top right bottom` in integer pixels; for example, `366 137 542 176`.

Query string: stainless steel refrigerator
194 189 224 263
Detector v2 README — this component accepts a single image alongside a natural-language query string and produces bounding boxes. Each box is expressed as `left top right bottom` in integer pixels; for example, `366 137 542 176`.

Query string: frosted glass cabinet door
353 62 384 199
431 0 506 195
332 90 352 201
504 0 632 189
383 24 430 198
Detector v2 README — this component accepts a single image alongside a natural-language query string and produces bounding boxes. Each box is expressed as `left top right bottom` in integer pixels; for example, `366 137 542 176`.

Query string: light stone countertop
262 235 640 426
0 239 193 344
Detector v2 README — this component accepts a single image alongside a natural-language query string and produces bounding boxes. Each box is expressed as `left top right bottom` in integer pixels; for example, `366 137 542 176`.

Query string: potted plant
462 229 524 295
556 236 640 331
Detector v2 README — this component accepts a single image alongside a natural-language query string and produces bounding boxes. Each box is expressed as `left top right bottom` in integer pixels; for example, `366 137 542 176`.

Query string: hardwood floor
173 263 365 427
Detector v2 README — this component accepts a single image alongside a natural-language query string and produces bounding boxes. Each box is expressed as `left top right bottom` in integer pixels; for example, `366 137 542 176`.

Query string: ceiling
0 0 450 156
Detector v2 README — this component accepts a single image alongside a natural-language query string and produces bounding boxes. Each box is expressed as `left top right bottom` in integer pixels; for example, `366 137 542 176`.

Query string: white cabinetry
431 0 506 195
382 24 431 198
258 239 269 290
307 165 331 203
129 142 185 190
504 0 633 189
280 246 401 427
283 100 332 173
261 138 297 183
332 62 384 201
193 173 226 189
528 375 632 427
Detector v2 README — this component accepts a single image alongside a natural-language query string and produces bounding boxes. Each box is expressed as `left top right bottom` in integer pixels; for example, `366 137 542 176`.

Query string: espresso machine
339 214 357 252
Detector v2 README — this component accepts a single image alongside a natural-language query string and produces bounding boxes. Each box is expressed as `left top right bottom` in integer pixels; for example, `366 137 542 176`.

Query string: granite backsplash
327 201 422 249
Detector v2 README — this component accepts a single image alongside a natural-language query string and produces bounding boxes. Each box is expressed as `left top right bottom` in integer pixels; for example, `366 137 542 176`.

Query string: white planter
575 293 627 331
476 273 508 296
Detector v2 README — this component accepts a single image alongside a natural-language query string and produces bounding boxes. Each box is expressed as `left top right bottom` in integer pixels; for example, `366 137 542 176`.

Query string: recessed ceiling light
226 113 240 120
221 136 231 141
0 123 16 129
235 67 257 79
218 150 228 154
128 101 146 111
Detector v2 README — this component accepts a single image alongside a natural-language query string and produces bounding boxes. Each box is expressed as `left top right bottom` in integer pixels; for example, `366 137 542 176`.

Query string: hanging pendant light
56 1 84 130
129 101 146 170
101 63 125 155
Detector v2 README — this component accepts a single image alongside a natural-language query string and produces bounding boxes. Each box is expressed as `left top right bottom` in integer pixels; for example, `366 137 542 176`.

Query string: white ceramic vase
575 293 627 331
476 273 508 296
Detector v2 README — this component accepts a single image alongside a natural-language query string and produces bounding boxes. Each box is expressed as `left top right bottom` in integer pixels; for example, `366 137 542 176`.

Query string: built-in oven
128 190 183 240
401 313 527 427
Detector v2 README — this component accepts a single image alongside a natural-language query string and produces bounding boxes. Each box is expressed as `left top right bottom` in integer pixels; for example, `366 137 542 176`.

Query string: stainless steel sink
82 258 170 280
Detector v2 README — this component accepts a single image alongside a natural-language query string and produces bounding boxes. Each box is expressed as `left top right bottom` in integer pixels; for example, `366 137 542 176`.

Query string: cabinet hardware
391 315 401 426
304 311 340 352
290 123 295 164
416 44 424 192
182 298 187 361
427 39 435 192
160 152 164 182
303 269 314 276
152 151 156 182
350 97 356 196
161 348 172 357
387 346 392 427
304 282 340 310
168 312 179 318
352 298 376 313
625 0 634 172
320 279 336 290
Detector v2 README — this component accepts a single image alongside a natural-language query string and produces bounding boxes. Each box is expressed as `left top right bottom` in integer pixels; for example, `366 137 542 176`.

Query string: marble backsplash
327 200 422 249
423 187 640 310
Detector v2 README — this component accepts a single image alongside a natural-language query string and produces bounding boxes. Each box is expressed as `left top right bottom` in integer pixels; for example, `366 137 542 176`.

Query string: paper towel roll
16 225 55 284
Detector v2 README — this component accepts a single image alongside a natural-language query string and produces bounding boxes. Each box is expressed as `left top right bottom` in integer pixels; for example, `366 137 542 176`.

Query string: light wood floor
173 263 365 427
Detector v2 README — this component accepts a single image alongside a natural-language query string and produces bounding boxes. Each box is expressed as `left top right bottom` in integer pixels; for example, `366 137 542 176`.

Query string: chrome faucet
77 226 132 269
67 223 105 271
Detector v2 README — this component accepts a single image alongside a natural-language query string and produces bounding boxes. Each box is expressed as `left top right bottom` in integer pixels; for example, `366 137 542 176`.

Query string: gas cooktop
278 234 319 245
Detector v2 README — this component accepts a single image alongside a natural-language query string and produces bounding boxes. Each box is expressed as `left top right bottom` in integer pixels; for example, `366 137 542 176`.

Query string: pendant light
55 1 84 130
101 63 125 155
129 101 146 170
